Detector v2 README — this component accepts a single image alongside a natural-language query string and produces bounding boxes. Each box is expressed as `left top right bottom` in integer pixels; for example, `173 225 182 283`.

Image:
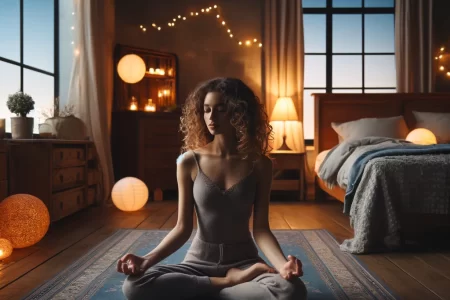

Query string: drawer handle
60 202 63 210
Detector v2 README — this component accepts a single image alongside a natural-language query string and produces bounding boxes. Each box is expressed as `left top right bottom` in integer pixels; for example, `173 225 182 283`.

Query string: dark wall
115 0 263 105
434 0 450 92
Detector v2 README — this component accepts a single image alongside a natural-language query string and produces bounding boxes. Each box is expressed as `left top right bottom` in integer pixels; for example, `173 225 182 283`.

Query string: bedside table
270 150 306 201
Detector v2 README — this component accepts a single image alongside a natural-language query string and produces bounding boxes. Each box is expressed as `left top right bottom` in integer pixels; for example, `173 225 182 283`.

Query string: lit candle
149 68 155 74
130 96 138 111
145 99 156 112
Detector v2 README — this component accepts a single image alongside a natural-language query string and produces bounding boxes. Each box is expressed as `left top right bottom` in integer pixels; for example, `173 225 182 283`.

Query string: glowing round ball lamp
117 54 146 84
406 128 437 145
0 194 50 249
111 177 149 211
0 238 13 260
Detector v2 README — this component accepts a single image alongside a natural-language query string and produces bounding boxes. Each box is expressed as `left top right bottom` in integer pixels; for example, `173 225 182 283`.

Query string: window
303 0 395 140
0 0 58 133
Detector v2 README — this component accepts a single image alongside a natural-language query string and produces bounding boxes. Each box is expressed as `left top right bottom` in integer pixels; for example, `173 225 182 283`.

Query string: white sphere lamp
111 177 149 211
117 54 146 84
406 128 437 145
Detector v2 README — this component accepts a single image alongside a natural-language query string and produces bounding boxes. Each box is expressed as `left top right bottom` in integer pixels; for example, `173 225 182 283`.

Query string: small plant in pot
7 91 35 139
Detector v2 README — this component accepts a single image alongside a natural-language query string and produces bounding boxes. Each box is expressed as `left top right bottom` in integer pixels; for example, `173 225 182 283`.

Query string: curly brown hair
180 77 273 159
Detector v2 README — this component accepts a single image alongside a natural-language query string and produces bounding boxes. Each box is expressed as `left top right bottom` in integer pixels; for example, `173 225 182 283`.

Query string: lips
208 124 219 129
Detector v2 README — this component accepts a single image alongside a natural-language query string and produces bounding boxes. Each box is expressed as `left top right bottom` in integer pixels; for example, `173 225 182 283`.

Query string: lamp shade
117 54 146 84
0 194 50 248
111 177 149 211
406 128 437 145
271 97 299 121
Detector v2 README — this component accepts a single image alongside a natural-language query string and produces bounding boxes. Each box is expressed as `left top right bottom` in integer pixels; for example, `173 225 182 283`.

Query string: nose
209 109 217 121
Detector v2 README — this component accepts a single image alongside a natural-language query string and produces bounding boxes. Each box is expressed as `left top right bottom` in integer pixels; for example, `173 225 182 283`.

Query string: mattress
314 150 330 174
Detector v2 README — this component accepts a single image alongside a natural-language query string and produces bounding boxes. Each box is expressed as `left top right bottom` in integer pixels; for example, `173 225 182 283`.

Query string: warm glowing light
439 55 443 59
222 21 226 25
0 194 50 249
227 29 231 32
441 47 445 51
74 49 80 56
130 103 137 110
406 128 437 145
214 5 217 8
440 66 445 71
158 27 161 30
111 177 149 212
173 18 176 21
149 68 155 74
435 56 439 60
71 26 74 30
217 15 220 18
145 99 156 112
178 15 181 18
254 39 257 42
259 43 262 47
230 34 233 37
239 41 242 45
117 54 146 83
447 72 450 77
71 41 74 45
140 25 143 28
206 8 210 12
142 28 146 32
158 92 163 97
152 23 156 27
191 12 194 15
196 12 199 15
72 12 75 15
183 17 186 20
246 40 251 46
0 239 13 260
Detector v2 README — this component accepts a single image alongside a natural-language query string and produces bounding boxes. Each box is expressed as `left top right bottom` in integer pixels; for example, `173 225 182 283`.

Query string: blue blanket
344 143 450 214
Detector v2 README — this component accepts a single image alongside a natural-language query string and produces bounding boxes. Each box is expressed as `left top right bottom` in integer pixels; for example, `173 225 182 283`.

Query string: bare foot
226 262 276 286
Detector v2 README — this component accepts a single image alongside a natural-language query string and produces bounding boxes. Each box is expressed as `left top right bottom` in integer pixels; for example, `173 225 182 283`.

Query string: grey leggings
122 237 307 300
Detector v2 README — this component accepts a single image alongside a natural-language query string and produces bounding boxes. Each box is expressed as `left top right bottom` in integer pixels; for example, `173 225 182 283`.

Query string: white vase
45 116 87 140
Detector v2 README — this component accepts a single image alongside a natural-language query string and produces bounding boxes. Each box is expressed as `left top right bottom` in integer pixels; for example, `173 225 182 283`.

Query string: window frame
0 0 59 108
303 0 395 145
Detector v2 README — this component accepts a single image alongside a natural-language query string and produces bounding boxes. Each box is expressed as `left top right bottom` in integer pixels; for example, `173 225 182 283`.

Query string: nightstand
270 150 306 201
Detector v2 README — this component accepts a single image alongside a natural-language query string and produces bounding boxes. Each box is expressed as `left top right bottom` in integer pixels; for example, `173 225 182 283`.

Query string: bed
312 93 450 253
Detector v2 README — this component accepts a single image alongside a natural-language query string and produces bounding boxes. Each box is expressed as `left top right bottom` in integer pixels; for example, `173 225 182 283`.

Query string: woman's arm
252 156 289 271
142 152 196 265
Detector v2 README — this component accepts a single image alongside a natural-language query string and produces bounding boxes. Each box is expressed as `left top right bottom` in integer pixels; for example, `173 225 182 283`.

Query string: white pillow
332 116 409 142
413 111 450 143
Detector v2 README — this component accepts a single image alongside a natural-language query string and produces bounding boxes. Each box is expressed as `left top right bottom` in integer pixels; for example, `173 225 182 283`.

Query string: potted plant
7 91 35 139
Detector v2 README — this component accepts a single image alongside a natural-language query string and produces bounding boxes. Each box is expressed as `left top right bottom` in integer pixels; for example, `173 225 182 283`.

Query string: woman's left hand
278 255 303 280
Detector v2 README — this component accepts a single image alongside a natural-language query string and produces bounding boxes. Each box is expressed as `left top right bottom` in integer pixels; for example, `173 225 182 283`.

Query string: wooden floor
1 200 450 300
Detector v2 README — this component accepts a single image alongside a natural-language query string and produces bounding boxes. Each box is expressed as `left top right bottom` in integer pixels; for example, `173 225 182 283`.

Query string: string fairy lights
138 4 261 48
435 46 450 78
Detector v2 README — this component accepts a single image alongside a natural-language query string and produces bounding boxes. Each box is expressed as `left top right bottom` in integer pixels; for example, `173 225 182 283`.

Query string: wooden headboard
313 93 450 156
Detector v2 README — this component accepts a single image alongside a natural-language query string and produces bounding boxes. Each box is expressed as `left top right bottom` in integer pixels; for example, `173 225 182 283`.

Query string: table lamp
270 97 299 151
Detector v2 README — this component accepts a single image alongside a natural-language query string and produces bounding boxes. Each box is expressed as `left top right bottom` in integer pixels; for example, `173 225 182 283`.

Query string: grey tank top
192 151 257 244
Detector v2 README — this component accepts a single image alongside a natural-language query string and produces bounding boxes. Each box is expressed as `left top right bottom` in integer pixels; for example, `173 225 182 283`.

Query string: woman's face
203 92 234 136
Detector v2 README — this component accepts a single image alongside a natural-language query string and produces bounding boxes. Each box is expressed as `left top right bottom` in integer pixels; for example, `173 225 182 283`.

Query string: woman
118 77 307 300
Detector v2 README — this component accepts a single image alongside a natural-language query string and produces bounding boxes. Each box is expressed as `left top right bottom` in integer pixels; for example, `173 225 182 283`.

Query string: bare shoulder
176 151 196 173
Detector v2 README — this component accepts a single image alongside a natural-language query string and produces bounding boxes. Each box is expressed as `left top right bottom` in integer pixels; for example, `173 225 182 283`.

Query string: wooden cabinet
111 111 182 200
270 151 306 201
0 141 7 201
7 140 101 221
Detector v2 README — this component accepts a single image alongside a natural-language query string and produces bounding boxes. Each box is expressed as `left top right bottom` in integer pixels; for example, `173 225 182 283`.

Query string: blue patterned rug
23 229 397 299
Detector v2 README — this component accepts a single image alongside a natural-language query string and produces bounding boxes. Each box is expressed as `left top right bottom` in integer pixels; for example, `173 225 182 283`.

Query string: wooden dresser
0 141 7 201
7 140 101 221
111 111 182 200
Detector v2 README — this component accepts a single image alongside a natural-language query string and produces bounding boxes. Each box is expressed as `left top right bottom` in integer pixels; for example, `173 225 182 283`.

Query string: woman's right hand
117 253 153 276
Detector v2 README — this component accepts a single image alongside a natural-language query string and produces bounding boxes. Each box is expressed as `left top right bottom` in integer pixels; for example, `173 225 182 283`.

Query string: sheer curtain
263 0 305 153
68 0 115 205
395 0 434 92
